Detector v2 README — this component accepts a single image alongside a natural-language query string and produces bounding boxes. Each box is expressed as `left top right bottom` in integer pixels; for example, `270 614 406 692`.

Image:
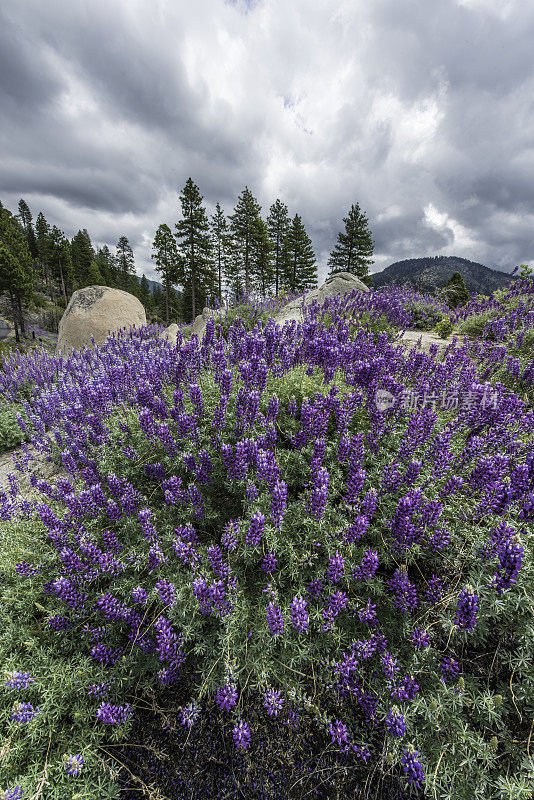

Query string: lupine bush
0 402 29 453
0 284 533 799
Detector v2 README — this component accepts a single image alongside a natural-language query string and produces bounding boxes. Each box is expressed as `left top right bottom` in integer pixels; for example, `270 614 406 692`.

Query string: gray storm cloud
1 0 533 281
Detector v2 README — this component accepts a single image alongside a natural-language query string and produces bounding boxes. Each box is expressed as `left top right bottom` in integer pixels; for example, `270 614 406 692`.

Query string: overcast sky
1 0 533 284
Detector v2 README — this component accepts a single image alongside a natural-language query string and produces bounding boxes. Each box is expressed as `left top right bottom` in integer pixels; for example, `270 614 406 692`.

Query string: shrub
458 309 497 338
0 315 532 800
434 316 453 339
0 402 29 452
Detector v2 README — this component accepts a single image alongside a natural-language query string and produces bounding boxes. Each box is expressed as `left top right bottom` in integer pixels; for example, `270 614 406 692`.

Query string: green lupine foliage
0 402 29 452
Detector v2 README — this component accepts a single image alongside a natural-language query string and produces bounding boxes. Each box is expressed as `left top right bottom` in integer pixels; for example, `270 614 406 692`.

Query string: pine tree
35 212 52 289
228 186 262 295
327 203 375 279
17 199 38 260
116 236 135 290
282 215 318 293
267 199 291 296
86 260 103 286
138 274 154 314
0 205 34 340
152 284 166 322
151 224 181 324
209 203 232 303
442 272 469 308
174 178 214 322
95 246 117 286
224 234 245 303
71 230 95 288
49 226 74 304
251 216 273 297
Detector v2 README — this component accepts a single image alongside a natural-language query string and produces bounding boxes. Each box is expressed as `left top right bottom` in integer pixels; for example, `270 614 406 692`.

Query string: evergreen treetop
175 178 214 322
327 202 375 279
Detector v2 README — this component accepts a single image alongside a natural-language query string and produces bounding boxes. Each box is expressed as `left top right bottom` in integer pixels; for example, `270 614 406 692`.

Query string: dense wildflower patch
0 283 533 799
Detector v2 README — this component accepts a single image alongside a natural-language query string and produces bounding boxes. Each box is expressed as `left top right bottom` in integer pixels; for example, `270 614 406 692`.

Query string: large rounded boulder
274 271 370 325
56 286 146 354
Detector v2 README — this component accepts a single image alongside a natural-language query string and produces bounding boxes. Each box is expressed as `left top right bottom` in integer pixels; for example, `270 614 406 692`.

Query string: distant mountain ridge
371 256 514 295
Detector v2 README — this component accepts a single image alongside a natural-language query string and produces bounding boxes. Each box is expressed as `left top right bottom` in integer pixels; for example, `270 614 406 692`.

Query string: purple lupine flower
4 671 35 690
63 754 84 776
266 393 280 422
147 543 166 571
454 585 479 631
290 595 309 633
387 568 418 612
425 574 443 605
245 480 259 501
179 700 200 729
321 590 348 630
403 459 422 485
266 602 285 635
493 536 524 594
207 544 229 577
261 552 277 573
156 579 177 607
352 549 379 581
345 467 366 504
263 687 284 717
132 586 148 604
215 683 238 711
401 745 425 789
440 655 460 683
328 719 350 750
358 599 377 624
386 706 406 737
87 681 112 699
380 651 400 680
10 702 40 723
1 786 24 800
246 511 265 546
327 550 344 584
96 702 132 725
391 673 420 701
343 515 369 542
361 488 378 517
232 720 251 750
411 627 431 648
271 479 287 527
221 519 239 549
308 466 329 520
306 578 323 598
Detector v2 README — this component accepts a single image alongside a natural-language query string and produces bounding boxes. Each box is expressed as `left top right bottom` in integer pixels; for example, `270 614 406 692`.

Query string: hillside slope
371 255 514 294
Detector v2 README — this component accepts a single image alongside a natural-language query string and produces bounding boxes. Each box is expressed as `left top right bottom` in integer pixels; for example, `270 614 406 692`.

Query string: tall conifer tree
228 186 262 295
327 203 375 279
151 223 181 324
251 216 273 297
116 236 135 290
209 203 232 303
174 178 214 322
282 214 317 293
267 199 290 296
71 230 95 288
0 204 33 339
17 199 38 259
138 274 154 314
35 212 51 289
